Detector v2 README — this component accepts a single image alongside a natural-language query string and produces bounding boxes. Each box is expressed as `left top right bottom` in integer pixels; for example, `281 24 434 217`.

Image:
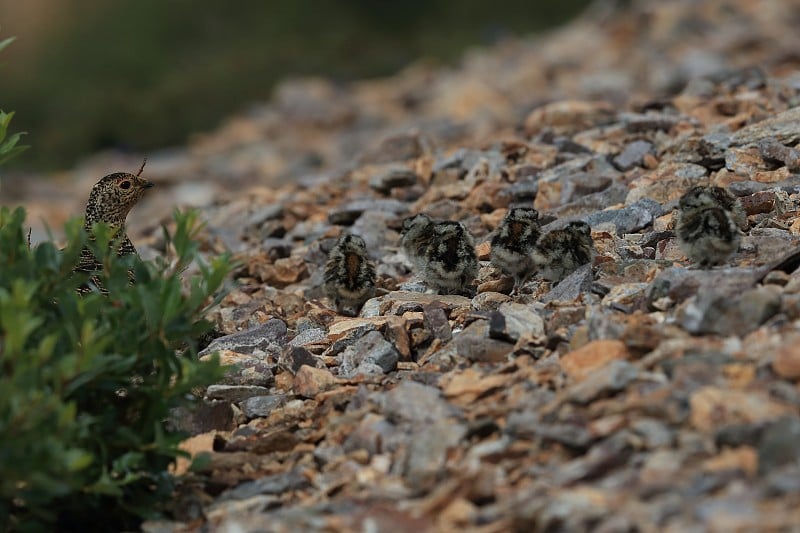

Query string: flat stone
454 320 514 363
380 380 460 424
560 340 630 382
327 199 408 225
422 303 452 342
369 166 419 194
294 365 340 398
567 360 638 404
678 285 781 336
488 302 545 342
585 198 663 234
690 387 793 431
647 267 757 306
280 345 325 373
758 416 800 474
199 319 287 357
339 330 399 377
205 385 272 403
773 334 800 379
613 140 655 171
541 263 594 303
240 395 287 419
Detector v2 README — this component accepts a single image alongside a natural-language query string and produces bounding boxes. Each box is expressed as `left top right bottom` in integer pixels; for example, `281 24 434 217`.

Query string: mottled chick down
400 213 435 270
676 186 742 268
323 233 376 316
76 171 154 282
490 207 541 293
531 221 594 282
421 220 479 295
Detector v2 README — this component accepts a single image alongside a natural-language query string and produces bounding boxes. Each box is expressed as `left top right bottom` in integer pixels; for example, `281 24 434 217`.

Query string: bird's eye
120 181 131 189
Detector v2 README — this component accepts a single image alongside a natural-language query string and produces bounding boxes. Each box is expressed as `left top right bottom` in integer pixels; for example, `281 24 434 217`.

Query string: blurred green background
0 0 590 171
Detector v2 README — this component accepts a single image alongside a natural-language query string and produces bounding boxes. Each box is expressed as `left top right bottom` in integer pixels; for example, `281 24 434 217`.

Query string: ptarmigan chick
400 213 434 270
76 166 154 283
531 221 594 282
421 220 478 295
323 233 376 316
490 207 541 293
676 186 741 268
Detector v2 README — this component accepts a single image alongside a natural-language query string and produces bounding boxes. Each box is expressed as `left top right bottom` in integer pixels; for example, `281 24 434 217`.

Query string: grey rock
758 138 800 170
567 360 639 404
585 198 663 234
217 469 310 501
261 238 292 261
471 291 512 311
280 345 324 373
325 323 377 356
454 319 514 363
647 267 757 306
168 402 236 435
339 330 399 376
422 303 452 342
380 380 460 424
630 418 674 449
541 263 594 303
678 285 781 336
621 111 681 133
432 148 505 174
555 432 633 485
489 302 545 342
327 199 408 225
360 131 426 164
289 328 327 347
246 203 284 228
216 359 276 387
206 384 272 403
613 140 655 171
240 395 287 419
731 106 800 147
200 319 287 357
403 419 467 492
368 166 419 194
351 210 394 260
499 178 538 203
758 416 800 474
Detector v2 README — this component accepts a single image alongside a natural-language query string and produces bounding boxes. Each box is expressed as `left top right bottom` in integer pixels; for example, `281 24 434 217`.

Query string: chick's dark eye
120 181 131 189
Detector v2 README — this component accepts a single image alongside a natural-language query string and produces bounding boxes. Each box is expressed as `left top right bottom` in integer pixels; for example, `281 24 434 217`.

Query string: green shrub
0 207 230 531
0 36 29 167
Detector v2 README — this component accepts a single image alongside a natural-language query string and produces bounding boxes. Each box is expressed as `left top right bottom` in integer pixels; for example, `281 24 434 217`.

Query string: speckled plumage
676 186 741 268
531 221 594 282
490 207 541 292
323 234 376 316
75 171 154 287
420 220 478 295
400 213 435 270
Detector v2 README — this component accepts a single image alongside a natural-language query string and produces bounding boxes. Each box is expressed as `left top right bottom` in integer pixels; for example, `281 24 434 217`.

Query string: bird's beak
142 180 154 189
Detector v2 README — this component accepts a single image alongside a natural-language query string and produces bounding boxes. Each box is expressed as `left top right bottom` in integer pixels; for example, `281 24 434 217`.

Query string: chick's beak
142 179 154 189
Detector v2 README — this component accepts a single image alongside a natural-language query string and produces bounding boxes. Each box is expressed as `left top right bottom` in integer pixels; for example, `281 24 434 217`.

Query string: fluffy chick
490 207 541 293
76 170 154 283
400 213 435 270
676 186 741 268
421 220 478 295
531 221 594 282
323 233 376 316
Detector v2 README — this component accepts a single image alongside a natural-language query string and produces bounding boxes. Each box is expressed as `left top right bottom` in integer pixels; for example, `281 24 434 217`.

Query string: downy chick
490 207 541 293
421 220 478 295
400 213 435 271
323 233 376 316
675 186 741 268
531 220 594 282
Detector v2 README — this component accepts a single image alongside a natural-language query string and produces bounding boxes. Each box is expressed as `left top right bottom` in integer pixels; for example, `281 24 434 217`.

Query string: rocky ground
8 0 800 531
